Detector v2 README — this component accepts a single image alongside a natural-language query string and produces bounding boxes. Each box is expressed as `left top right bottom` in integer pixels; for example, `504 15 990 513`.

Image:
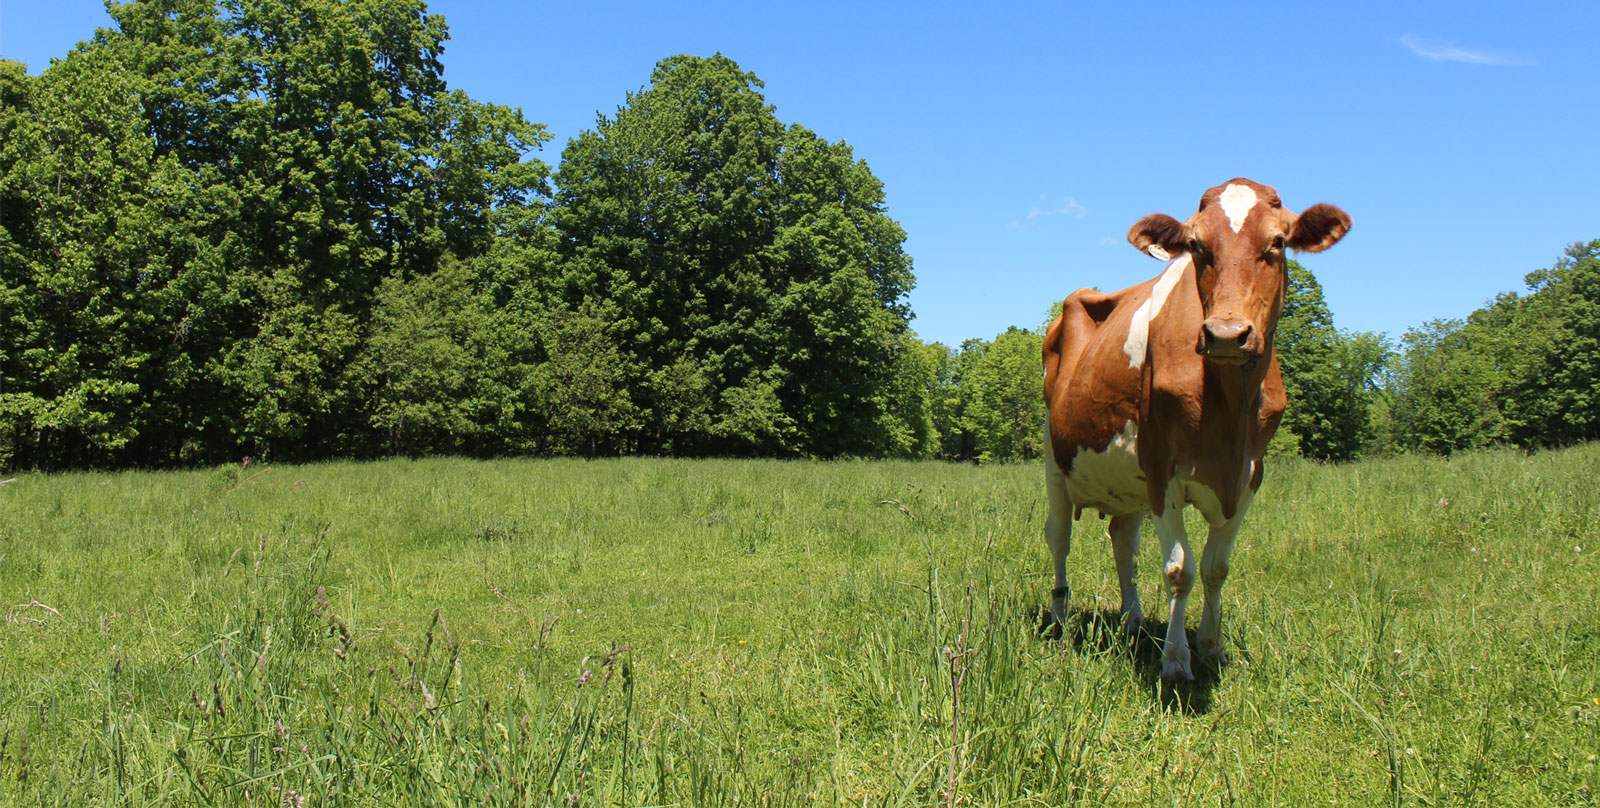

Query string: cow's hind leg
1152 505 1195 681
1109 513 1145 638
1195 491 1252 666
1044 457 1074 630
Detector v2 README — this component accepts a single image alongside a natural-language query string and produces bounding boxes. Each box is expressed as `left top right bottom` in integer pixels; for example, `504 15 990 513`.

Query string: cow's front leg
1195 492 1251 665
1044 457 1074 629
1152 505 1195 681
1109 513 1145 638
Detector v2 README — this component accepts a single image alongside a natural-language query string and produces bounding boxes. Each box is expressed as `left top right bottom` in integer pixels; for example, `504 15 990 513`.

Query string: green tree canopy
927 324 1045 465
551 53 915 457
1499 239 1600 447
1380 240 1600 454
1383 315 1508 455
0 0 551 468
1274 260 1390 461
962 327 1046 463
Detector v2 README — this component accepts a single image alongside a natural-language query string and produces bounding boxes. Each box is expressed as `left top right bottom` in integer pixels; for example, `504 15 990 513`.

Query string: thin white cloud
1400 34 1531 66
1010 196 1089 229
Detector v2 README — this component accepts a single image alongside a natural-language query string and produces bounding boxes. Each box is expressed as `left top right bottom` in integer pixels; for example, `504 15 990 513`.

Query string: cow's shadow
1035 606 1230 715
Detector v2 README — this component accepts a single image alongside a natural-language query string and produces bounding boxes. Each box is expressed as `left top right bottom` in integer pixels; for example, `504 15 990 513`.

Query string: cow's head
1126 178 1351 365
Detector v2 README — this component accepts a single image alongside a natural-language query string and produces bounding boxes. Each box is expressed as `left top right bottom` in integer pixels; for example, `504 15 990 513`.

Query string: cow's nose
1200 318 1253 356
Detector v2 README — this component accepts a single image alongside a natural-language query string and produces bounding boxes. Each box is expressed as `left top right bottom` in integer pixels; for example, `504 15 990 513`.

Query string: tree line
1379 239 1600 454
2 0 1595 471
1 0 926 468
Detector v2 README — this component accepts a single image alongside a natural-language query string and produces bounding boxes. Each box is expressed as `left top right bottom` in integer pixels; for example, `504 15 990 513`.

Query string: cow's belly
1062 422 1150 516
1055 421 1253 523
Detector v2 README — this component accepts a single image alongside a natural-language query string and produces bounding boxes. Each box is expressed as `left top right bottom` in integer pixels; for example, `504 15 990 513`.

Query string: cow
1042 178 1351 681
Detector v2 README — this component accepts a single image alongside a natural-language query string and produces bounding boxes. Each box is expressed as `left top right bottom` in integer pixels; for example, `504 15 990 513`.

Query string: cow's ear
1128 214 1188 260
1287 204 1351 253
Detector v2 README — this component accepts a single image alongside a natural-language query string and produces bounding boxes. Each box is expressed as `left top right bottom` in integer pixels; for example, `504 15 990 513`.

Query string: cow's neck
1204 353 1270 445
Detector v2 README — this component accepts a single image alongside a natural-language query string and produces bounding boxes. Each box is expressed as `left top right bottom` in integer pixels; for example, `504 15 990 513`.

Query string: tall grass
1 448 1596 805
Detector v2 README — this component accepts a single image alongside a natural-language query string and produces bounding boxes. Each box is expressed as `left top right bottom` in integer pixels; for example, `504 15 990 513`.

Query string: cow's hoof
1037 608 1064 640
1197 636 1228 666
1160 652 1194 682
1120 609 1144 639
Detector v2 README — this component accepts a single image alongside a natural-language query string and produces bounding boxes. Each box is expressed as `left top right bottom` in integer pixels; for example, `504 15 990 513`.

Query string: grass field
2 447 1598 806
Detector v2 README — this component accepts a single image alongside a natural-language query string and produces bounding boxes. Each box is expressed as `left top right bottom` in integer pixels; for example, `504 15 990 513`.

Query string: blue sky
5 0 1597 349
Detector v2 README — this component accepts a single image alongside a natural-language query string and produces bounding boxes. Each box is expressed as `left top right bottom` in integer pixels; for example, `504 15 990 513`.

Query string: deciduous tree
552 54 914 456
1275 261 1390 461
1500 240 1600 447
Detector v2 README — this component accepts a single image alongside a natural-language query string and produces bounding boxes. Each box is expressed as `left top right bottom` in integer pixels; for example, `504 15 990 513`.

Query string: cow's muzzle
1198 317 1259 364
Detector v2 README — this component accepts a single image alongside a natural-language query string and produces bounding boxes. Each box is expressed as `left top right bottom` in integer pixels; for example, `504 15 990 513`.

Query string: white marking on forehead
1218 184 1258 234
1123 253 1191 368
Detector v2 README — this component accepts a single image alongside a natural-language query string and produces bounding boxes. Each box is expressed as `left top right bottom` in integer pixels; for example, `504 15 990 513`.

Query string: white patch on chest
1064 421 1149 516
1218 184 1257 234
1122 253 1190 368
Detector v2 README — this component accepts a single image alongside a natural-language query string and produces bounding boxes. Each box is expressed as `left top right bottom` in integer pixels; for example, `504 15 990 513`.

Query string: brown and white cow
1043 178 1350 680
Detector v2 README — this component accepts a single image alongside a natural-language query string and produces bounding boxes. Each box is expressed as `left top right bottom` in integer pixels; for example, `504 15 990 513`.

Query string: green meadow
1 448 1597 806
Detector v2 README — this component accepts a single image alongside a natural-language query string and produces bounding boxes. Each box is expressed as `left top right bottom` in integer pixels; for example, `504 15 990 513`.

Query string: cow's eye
1271 235 1287 251
1188 237 1205 254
